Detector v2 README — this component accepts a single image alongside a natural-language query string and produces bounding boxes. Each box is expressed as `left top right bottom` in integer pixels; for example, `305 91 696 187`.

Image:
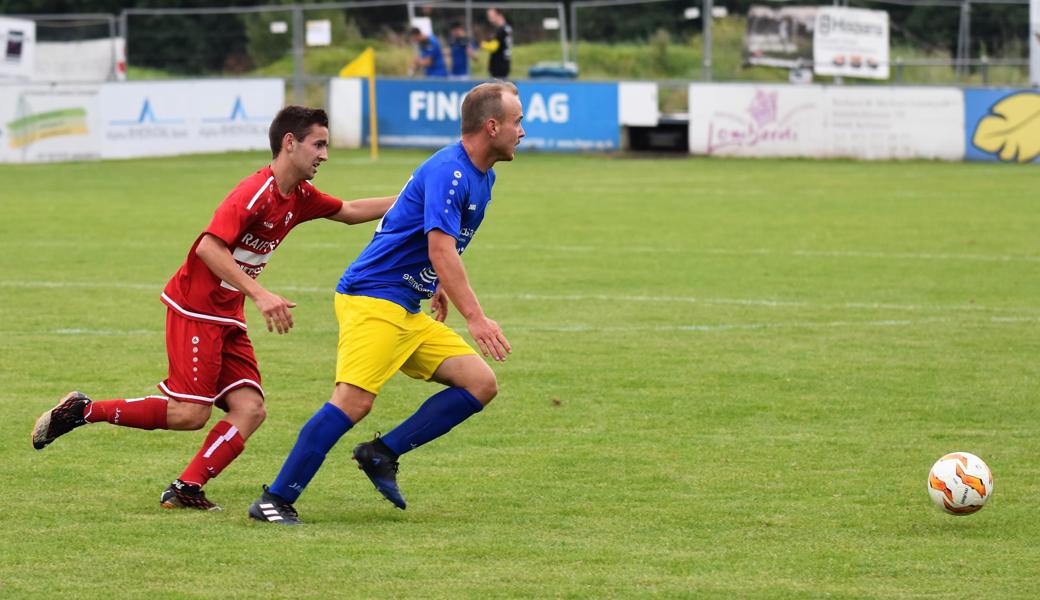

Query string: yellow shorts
334 294 477 394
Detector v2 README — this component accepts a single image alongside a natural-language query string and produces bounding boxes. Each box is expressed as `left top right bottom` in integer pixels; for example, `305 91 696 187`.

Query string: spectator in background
448 21 479 79
482 8 512 79
409 27 448 77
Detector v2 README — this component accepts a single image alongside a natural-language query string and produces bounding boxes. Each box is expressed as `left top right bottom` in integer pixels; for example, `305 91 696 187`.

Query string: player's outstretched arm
428 229 511 361
195 234 297 334
328 195 396 225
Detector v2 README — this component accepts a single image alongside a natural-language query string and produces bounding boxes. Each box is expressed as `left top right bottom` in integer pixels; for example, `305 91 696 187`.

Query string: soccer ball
927 452 993 515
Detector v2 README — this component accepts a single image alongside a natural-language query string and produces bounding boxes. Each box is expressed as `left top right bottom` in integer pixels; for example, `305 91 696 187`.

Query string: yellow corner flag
339 47 378 160
339 47 374 77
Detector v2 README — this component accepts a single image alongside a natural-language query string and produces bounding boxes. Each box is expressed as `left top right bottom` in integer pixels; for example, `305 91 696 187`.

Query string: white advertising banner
813 7 889 80
688 83 964 161
329 77 363 148
100 79 284 159
0 84 102 163
618 81 660 127
0 17 35 81
1031 0 1040 87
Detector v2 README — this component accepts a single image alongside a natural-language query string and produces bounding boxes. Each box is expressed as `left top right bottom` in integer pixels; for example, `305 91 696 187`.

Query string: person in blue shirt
409 27 448 77
448 21 478 78
249 81 526 524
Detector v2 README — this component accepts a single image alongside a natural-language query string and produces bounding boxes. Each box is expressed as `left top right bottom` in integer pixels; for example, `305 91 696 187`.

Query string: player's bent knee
330 382 375 422
226 392 267 426
468 374 498 406
246 401 267 426
168 401 212 430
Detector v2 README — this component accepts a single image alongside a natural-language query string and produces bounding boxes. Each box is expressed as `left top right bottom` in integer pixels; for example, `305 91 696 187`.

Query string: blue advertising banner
363 79 619 152
964 88 1040 163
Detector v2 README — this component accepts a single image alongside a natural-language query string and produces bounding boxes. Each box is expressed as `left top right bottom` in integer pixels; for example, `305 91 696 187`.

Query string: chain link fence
5 1 1034 102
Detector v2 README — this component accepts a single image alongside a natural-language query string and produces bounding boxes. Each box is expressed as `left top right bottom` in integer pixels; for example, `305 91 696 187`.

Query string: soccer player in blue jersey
448 22 478 78
249 81 524 524
409 27 448 77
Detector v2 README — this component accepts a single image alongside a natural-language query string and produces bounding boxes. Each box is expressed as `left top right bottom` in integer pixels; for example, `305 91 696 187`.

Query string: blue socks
381 387 483 456
268 389 483 502
269 402 353 503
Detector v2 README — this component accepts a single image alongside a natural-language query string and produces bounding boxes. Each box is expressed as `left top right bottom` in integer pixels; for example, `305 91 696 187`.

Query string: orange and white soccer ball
927 452 993 515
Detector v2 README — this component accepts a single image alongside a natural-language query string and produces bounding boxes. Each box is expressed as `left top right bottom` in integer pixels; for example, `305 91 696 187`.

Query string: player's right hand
467 315 511 362
253 291 296 334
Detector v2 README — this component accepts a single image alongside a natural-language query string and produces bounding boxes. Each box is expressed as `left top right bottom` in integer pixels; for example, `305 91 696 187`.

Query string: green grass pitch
2 149 1038 598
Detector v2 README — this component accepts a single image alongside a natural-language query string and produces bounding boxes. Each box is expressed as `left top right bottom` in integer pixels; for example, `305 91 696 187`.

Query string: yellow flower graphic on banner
972 92 1040 163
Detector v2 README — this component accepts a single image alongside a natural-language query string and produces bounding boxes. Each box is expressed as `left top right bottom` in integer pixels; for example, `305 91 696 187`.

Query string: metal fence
5 0 1034 93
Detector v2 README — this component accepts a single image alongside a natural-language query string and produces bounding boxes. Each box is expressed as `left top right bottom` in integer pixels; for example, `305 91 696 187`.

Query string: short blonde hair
460 81 519 135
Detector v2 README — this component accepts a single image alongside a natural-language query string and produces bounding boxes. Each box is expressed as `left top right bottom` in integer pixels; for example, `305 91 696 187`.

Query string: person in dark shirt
481 8 512 79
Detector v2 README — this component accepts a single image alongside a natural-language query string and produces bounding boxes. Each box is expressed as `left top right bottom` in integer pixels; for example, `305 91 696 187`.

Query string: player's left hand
467 315 511 362
430 289 449 322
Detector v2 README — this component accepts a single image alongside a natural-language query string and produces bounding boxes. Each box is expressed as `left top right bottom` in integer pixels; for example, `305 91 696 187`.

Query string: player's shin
83 396 169 430
268 402 354 502
380 387 483 456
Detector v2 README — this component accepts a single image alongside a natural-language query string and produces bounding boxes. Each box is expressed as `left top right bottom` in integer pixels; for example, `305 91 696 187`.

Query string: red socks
83 400 245 489
178 420 245 487
84 396 168 430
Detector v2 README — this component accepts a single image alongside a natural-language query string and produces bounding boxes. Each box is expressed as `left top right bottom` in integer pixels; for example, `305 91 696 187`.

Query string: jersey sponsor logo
402 273 437 297
284 211 294 225
239 233 279 254
418 267 438 284
238 264 266 279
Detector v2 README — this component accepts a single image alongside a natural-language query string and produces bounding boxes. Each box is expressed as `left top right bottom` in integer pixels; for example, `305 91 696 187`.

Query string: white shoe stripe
268 515 283 521
263 509 280 516
260 503 273 509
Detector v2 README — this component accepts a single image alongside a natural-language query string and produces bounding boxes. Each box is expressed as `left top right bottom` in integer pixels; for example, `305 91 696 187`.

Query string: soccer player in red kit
31 106 395 511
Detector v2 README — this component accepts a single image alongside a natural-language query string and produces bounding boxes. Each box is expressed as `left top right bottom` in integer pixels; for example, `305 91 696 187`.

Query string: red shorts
158 308 263 410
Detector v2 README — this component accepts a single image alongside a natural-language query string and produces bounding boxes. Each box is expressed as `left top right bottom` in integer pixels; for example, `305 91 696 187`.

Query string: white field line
53 328 155 336
475 244 1040 264
484 292 1040 315
3 279 1040 316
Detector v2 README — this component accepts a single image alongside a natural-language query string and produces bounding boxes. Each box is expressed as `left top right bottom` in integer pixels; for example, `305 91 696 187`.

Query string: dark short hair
450 21 463 30
269 105 328 158
408 27 422 36
461 81 519 135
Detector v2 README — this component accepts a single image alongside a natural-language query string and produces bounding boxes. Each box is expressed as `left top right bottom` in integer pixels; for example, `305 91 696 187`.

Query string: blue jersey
338 142 495 312
419 36 448 77
449 38 474 76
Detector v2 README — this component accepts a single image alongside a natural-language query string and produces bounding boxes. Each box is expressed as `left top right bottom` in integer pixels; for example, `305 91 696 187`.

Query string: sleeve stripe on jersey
246 176 275 210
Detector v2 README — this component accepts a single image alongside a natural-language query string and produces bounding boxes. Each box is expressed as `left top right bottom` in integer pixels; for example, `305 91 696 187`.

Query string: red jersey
161 166 342 329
